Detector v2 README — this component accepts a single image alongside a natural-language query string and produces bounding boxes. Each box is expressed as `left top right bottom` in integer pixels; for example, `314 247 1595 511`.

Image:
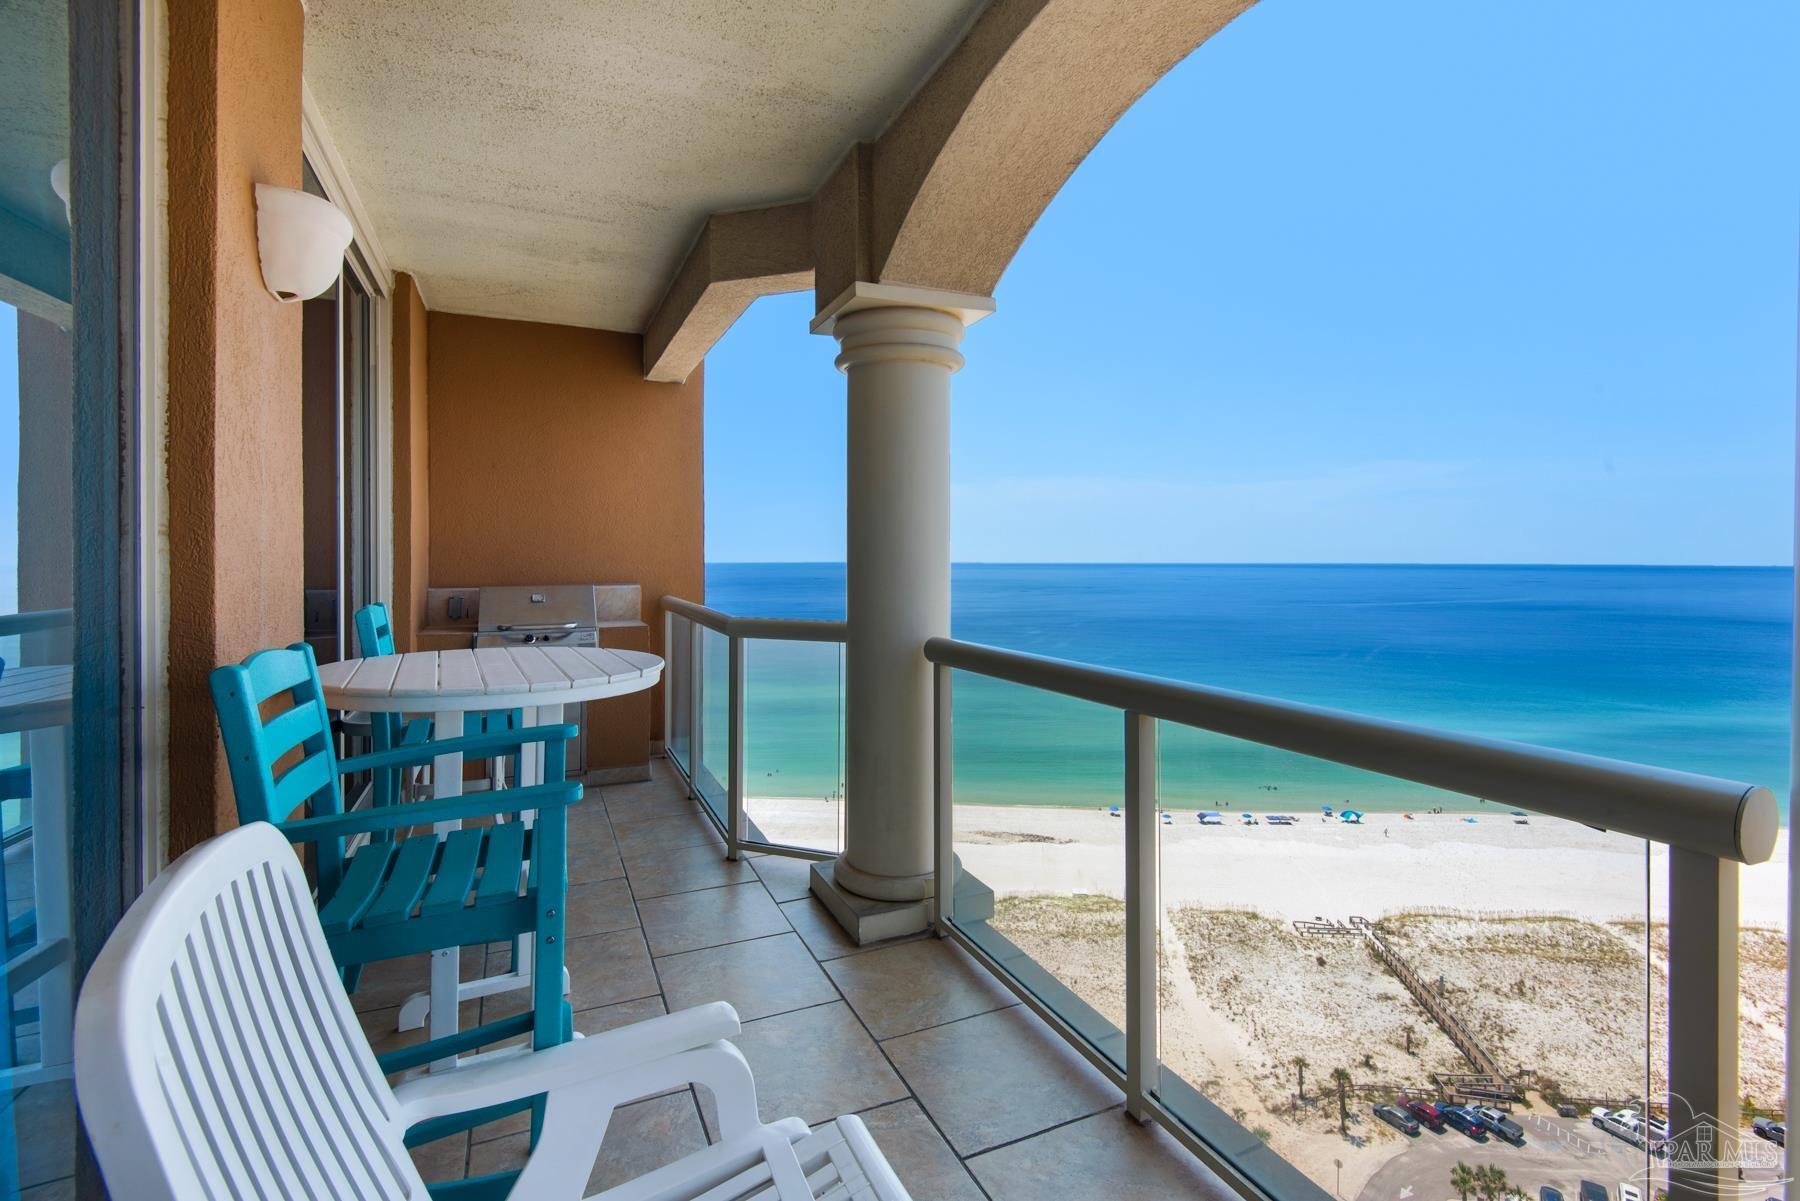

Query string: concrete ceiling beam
643 202 814 383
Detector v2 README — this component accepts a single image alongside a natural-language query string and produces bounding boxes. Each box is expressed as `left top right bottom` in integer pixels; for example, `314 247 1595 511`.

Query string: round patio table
318 644 662 1064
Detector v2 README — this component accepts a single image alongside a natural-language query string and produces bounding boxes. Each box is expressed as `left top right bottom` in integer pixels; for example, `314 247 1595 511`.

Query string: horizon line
705 559 1796 570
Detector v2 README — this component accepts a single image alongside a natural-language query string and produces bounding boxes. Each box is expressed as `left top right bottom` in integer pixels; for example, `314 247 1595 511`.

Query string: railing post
661 607 672 763
934 663 953 933
687 616 702 802
1124 710 1158 1124
727 634 746 860
1666 847 1739 1201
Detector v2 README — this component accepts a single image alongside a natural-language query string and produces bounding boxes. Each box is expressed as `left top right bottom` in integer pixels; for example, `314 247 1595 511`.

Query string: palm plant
1293 1055 1310 1102
1449 1162 1476 1201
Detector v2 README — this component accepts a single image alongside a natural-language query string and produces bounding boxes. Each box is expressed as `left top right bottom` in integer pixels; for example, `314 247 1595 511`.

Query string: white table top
318 646 662 713
0 665 73 735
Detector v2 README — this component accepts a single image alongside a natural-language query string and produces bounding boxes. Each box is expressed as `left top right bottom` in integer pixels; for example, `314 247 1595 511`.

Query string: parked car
1556 1103 1579 1118
1577 1182 1608 1201
1406 1099 1447 1131
1752 1117 1786 1147
1442 1105 1488 1140
1539 1189 1565 1201
1472 1104 1526 1144
1592 1108 1646 1148
1374 1104 1419 1135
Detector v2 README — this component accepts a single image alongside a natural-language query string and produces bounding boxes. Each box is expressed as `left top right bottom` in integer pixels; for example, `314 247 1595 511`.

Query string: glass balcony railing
661 598 847 859
659 600 1780 1201
927 637 1778 1201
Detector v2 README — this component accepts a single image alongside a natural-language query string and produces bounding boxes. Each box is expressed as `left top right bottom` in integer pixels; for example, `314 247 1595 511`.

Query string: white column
813 283 993 904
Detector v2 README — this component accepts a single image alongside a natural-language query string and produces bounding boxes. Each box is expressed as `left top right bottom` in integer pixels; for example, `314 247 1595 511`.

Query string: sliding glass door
0 0 143 1196
301 159 380 665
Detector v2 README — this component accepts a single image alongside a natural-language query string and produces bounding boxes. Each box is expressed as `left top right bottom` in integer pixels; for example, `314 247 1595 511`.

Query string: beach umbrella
1340 809 1364 823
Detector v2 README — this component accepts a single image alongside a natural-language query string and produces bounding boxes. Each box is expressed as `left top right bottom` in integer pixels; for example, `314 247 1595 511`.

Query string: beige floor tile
824 937 1017 1039
883 1006 1121 1156
820 1100 985 1201
564 812 619 858
655 932 837 1021
778 897 868 961
408 1131 470 1184
748 853 814 902
604 787 701 829
470 1091 709 1193
566 876 640 937
568 836 627 884
483 926 659 1021
968 1109 1236 1200
11 1082 75 1188
616 811 724 861
637 882 788 956
698 1001 908 1135
350 946 488 1013
624 842 756 899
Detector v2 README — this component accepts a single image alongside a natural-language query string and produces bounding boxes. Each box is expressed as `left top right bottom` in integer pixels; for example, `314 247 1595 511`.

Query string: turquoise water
707 563 1794 814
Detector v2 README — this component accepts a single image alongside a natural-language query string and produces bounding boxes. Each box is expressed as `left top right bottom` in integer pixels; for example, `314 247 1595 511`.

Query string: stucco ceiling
303 0 984 333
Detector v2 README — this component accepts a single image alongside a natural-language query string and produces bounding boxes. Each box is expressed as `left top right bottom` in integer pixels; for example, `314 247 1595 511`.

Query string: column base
809 859 934 945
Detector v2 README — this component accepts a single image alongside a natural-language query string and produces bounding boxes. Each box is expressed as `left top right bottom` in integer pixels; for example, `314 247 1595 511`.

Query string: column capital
809 281 995 336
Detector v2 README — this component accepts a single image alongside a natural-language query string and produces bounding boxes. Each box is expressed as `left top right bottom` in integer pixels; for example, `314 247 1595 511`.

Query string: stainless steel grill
473 585 599 647
474 586 600 775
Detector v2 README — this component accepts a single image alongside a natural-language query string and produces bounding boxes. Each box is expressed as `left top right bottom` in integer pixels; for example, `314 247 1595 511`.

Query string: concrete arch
869 0 1255 297
646 0 1256 379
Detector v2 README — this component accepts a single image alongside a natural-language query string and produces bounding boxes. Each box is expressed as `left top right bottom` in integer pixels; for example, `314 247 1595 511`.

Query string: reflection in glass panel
743 637 843 853
0 0 78 1190
1153 721 1659 1201
950 676 1125 1068
694 625 729 824
667 614 692 774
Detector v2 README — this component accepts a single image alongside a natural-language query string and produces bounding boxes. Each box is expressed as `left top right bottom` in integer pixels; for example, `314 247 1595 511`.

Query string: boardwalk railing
1349 916 1507 1085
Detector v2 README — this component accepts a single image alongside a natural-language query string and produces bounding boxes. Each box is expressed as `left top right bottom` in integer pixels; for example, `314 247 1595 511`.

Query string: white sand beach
749 795 1790 1197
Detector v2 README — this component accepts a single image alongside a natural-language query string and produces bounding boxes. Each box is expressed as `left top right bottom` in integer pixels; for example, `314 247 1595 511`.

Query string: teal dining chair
210 641 578 1143
352 602 523 805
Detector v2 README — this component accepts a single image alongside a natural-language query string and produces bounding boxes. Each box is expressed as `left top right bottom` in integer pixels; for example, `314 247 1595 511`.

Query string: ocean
705 563 1794 814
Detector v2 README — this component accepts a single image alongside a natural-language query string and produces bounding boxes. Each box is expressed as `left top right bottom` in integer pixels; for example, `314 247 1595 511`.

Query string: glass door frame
301 149 393 662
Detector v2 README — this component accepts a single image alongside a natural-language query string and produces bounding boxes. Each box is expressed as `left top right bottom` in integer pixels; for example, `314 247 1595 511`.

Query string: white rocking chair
73 821 911 1201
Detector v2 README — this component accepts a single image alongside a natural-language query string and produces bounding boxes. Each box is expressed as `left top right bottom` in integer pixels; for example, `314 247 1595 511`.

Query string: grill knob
523 633 539 644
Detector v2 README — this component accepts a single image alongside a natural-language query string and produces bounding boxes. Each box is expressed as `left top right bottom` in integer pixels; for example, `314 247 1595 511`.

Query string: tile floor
357 761 1237 1200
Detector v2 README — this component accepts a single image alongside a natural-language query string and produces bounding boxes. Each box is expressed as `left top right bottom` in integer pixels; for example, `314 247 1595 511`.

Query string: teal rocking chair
209 642 579 1141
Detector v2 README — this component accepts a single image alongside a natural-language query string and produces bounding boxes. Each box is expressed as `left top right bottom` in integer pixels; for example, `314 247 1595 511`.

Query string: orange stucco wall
392 274 431 651
166 0 305 853
425 314 704 741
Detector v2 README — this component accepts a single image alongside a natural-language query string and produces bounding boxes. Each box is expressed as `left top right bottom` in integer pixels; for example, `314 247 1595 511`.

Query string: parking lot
1356 1110 1788 1201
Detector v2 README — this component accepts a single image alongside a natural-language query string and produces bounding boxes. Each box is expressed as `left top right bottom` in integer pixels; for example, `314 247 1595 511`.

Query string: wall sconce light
49 160 71 225
254 183 352 302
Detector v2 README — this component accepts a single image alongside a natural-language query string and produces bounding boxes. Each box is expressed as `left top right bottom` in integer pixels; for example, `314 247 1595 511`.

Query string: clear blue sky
703 0 1800 565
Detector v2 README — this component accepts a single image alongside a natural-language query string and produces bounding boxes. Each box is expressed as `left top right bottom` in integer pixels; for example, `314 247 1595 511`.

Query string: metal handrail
924 636 1776 864
0 608 73 637
661 596 846 644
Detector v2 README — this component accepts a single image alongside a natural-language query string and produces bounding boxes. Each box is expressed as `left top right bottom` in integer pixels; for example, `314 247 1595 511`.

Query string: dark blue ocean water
705 563 1793 811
